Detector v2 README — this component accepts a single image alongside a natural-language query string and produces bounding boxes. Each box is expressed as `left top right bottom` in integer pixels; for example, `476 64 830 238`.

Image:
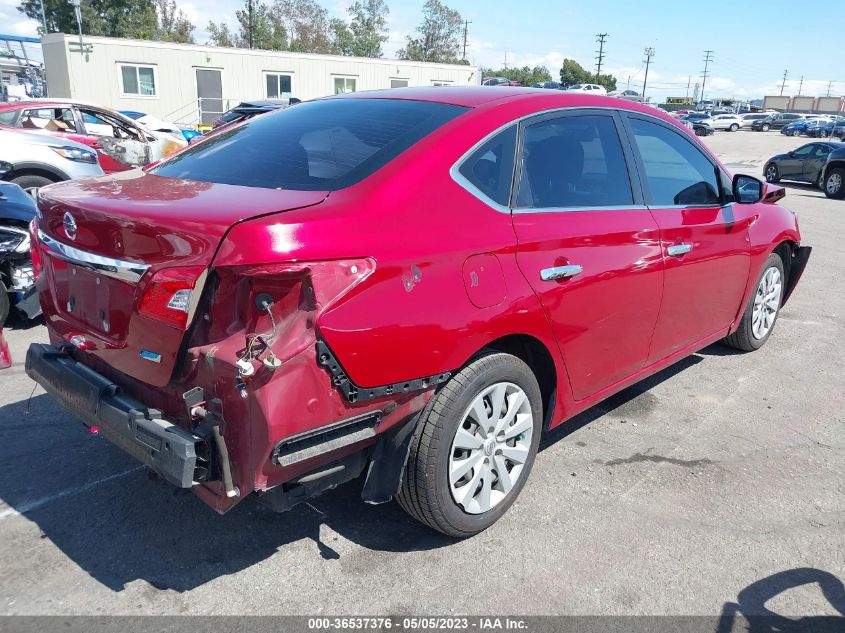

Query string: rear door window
627 117 721 206
457 126 516 207
152 99 467 190
515 114 634 209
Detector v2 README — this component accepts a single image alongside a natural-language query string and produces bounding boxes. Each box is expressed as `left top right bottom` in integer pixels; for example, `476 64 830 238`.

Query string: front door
511 110 664 401
622 114 752 361
196 68 223 126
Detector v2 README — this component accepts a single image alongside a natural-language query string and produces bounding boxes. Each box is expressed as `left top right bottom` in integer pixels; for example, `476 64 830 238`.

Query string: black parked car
821 144 845 199
531 81 562 89
691 121 715 136
764 142 840 189
752 113 804 131
209 98 301 131
0 162 39 326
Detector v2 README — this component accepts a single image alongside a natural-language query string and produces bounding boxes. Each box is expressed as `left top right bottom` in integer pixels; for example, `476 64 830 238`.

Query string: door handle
540 265 583 281
667 243 693 257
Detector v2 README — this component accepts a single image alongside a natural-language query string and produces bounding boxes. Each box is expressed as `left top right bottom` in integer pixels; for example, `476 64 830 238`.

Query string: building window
334 76 357 94
390 79 409 89
432 81 452 86
119 64 157 97
265 73 293 99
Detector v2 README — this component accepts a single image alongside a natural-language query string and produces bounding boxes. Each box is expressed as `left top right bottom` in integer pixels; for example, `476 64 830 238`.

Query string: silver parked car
0 128 104 196
709 114 743 131
740 113 770 129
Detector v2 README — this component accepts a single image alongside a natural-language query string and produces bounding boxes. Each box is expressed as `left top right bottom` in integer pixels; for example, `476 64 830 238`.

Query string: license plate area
49 257 134 340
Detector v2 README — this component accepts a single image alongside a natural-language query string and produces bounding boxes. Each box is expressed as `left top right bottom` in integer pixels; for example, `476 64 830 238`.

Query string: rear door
804 144 834 181
511 109 664 401
622 114 752 361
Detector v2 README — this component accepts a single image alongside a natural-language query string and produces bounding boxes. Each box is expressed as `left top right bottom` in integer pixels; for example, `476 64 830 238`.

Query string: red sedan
26 88 810 536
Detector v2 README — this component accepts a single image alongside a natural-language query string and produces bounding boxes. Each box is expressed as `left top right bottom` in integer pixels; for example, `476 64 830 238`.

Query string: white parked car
564 83 608 95
709 114 743 132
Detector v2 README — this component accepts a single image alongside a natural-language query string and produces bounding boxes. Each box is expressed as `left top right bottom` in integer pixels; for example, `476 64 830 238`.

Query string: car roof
329 86 665 111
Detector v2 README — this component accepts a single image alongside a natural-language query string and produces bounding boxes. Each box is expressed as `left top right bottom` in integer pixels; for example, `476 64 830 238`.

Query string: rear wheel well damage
342 334 558 508
476 334 557 430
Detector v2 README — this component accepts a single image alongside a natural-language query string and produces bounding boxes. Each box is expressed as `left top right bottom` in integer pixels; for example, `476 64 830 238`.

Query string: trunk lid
36 170 328 386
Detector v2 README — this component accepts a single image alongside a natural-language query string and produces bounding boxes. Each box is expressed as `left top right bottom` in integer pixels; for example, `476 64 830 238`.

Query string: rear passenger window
516 114 633 209
628 117 721 206
458 125 516 206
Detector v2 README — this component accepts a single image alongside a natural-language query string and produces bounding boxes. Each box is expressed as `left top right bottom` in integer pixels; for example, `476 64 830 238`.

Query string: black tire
723 253 785 352
817 170 825 190
730 123 739 132
397 352 543 537
819 131 828 138
0 281 9 328
10 174 55 198
765 163 780 183
761 123 771 132
824 167 845 200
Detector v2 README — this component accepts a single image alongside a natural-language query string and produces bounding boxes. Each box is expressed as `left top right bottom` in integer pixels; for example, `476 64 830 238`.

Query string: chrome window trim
38 229 150 283
450 104 684 215
513 204 649 215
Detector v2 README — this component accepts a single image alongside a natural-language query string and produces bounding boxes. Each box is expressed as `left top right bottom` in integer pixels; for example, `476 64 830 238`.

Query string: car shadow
717 568 845 632
1 350 707 593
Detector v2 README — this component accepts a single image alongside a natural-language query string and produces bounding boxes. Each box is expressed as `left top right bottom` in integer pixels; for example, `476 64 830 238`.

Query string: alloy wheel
449 382 533 515
765 165 778 182
827 172 842 196
752 267 782 340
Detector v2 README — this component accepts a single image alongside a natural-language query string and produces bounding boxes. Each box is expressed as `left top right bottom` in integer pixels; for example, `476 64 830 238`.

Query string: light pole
70 0 84 54
38 0 47 33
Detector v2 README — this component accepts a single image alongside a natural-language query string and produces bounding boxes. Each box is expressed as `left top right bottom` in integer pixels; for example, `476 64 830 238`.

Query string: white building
41 33 480 127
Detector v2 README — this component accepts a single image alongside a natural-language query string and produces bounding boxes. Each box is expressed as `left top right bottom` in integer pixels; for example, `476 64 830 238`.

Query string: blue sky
2 0 842 101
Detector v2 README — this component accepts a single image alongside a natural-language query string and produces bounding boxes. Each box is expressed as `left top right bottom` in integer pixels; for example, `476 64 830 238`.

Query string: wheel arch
468 333 559 430
7 163 68 183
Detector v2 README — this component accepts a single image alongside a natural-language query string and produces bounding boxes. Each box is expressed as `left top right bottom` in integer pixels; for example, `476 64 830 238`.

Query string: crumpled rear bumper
25 343 207 488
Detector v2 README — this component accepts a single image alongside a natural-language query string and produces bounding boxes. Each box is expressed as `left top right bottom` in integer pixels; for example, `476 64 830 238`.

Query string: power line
779 70 788 96
642 47 655 101
700 50 714 101
595 33 608 81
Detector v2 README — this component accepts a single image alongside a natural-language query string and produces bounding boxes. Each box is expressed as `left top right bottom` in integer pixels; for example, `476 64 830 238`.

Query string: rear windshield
151 99 467 190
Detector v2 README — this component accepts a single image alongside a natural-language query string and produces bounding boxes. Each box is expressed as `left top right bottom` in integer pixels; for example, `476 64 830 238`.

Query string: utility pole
700 50 714 102
503 50 508 70
38 0 47 33
462 20 471 61
798 75 804 95
827 81 833 97
642 47 655 101
595 33 608 81
779 70 788 96
247 0 254 48
685 75 691 100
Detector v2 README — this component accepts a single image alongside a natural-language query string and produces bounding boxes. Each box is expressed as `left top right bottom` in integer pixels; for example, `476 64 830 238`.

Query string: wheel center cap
483 438 496 456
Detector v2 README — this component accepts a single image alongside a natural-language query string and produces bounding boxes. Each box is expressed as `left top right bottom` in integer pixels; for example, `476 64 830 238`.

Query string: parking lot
0 130 843 617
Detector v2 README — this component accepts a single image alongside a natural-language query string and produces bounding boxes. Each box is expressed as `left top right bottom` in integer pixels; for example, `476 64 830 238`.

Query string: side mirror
733 174 763 204
0 160 12 179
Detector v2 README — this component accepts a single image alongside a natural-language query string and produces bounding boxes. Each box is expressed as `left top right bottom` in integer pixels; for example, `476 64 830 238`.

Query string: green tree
17 0 196 42
154 0 194 43
330 0 389 58
208 0 287 50
273 0 337 53
559 57 617 91
398 0 463 63
18 0 156 37
482 65 552 86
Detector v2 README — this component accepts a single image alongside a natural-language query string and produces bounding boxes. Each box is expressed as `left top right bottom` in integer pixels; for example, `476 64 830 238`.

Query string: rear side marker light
139 266 206 329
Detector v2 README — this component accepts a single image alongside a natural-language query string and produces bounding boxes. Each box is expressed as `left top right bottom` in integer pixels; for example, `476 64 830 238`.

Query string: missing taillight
138 266 207 329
